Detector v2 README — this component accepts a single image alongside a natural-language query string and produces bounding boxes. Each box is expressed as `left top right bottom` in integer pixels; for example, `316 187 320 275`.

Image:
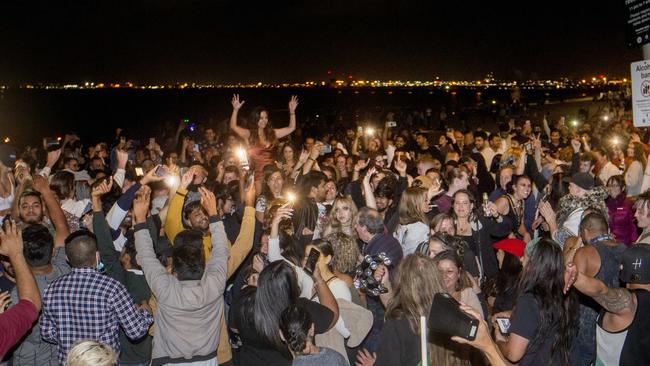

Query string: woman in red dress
229 94 298 193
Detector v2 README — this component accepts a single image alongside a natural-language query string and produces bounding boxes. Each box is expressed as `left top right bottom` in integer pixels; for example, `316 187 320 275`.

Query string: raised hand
116 149 129 169
31 175 51 194
571 138 581 153
354 158 370 172
272 205 294 227
231 94 245 110
288 95 299 113
132 186 151 224
92 177 113 198
244 175 256 207
199 187 218 216
46 148 62 168
0 220 23 259
141 165 165 185
180 167 195 189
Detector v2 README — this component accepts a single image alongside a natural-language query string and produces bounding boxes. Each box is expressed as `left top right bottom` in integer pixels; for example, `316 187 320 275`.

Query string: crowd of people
0 90 648 366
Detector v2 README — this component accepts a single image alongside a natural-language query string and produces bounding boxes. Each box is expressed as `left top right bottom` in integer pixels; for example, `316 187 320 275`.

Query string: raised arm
362 167 378 210
225 179 256 276
91 178 126 284
133 185 173 300
0 220 40 311
200 187 230 294
32 175 69 247
229 94 251 140
275 95 298 139
569 263 636 316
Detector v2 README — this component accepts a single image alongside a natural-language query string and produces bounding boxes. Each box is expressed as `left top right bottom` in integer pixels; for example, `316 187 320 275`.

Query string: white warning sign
632 60 650 127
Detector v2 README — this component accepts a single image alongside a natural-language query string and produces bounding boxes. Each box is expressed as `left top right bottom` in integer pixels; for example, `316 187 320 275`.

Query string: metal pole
643 43 650 60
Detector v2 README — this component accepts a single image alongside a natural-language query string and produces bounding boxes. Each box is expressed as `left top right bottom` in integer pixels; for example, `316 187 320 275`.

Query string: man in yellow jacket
165 167 256 365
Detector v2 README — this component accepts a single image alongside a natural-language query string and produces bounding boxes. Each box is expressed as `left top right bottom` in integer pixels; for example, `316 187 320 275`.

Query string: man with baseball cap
566 244 650 365
539 172 608 247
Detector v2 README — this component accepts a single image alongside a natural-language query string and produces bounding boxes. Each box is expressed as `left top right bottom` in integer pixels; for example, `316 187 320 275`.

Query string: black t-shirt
231 291 334 366
509 292 563 366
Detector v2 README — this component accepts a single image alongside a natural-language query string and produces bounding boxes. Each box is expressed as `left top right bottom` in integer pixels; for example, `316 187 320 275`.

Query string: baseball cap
493 238 526 257
563 172 595 191
0 145 17 167
620 244 650 284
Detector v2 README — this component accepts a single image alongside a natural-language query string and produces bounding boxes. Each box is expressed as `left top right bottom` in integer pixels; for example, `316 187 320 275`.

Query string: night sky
0 1 642 84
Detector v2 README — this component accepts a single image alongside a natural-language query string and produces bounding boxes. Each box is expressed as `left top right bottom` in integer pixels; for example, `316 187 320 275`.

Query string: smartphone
387 121 397 127
496 317 510 335
44 137 61 151
193 144 200 152
303 248 320 276
154 165 167 177
135 167 144 176
321 144 332 155
525 142 533 154
357 126 363 133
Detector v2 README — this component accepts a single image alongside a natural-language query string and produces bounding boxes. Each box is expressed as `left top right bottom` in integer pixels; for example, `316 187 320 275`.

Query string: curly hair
324 232 360 275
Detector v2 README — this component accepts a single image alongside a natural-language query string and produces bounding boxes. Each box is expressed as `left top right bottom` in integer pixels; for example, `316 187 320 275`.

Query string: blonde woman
322 197 358 238
393 186 430 255
65 340 117 366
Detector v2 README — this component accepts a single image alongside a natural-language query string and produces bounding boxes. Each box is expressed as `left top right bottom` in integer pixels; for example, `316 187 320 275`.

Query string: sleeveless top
0 183 14 211
578 240 627 363
596 290 650 365
504 195 523 239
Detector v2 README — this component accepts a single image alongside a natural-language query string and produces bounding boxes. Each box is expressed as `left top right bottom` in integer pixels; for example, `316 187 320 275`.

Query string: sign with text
626 0 650 48
632 60 650 127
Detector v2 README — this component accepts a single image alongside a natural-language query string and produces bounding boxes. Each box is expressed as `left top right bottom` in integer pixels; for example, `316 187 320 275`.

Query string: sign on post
631 60 650 127
626 0 650 48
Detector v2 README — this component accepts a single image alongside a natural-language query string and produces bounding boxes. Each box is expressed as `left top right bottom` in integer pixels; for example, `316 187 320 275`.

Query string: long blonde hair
324 197 358 236
398 187 428 225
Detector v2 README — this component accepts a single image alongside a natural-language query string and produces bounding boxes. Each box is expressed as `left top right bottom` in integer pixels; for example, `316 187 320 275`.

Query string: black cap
563 172 594 191
0 145 17 168
621 244 650 284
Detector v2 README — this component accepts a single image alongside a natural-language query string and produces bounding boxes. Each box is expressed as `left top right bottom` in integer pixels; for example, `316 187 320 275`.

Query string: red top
0 299 39 358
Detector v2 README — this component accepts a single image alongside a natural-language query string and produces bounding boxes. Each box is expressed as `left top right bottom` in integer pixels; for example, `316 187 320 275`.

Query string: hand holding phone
496 317 510 335
304 248 320 276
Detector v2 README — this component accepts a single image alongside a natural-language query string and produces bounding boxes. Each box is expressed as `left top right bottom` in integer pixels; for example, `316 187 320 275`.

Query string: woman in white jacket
393 186 430 255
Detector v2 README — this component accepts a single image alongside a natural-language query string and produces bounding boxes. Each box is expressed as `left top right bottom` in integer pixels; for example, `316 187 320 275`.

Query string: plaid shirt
40 267 153 364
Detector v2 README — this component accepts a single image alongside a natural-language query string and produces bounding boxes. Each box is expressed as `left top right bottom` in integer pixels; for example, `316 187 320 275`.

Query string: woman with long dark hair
230 260 338 366
496 238 577 365
229 94 298 193
495 175 532 242
451 189 511 281
255 165 286 222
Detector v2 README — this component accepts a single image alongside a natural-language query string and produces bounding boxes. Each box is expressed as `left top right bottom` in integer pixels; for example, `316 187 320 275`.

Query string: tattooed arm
573 269 637 315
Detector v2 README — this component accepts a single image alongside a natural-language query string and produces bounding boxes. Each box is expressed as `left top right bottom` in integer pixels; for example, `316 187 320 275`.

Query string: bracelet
308 157 316 162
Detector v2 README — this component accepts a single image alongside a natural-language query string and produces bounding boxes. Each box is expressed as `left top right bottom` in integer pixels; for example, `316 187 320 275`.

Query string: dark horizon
0 1 642 84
